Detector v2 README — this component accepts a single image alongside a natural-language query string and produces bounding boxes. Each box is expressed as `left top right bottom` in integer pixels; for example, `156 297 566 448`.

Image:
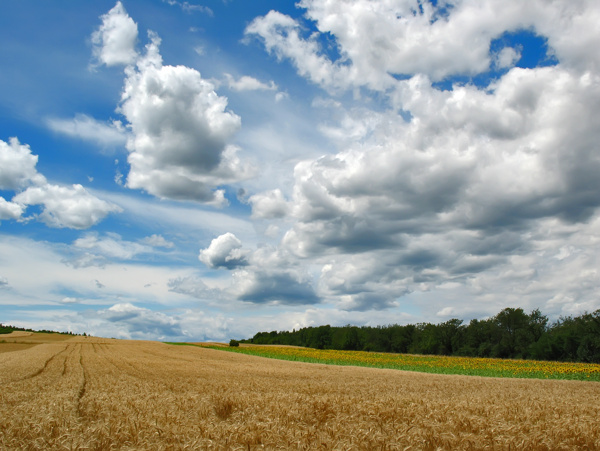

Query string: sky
1 0 600 341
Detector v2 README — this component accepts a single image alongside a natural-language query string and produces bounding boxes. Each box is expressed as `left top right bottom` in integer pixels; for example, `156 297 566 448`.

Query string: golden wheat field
1 333 599 450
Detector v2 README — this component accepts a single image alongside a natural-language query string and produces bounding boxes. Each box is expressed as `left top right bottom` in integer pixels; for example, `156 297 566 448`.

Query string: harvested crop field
1 335 599 450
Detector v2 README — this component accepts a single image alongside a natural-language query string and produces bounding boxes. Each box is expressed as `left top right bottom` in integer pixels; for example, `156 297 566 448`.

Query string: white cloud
65 233 175 268
80 303 235 341
97 190 256 243
0 235 198 308
6 0 600 339
168 275 217 300
494 46 521 69
46 114 127 147
245 10 356 92
246 0 600 92
63 253 106 269
535 0 600 74
0 197 24 220
142 234 174 248
199 232 249 269
14 184 122 229
249 189 289 219
91 1 139 67
266 58 600 311
0 137 46 190
275 92 288 102
1 137 120 229
99 303 183 340
163 0 213 16
111 29 252 202
73 232 149 260
61 297 81 304
224 73 278 92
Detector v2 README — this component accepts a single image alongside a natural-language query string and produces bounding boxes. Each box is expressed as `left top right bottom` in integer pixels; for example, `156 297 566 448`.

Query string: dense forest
242 308 600 363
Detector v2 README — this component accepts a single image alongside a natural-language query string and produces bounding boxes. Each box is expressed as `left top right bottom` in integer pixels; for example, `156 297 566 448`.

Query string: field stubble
0 336 598 450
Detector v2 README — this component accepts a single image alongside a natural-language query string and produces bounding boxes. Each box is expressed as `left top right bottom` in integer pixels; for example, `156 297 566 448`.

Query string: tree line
242 308 600 363
0 323 82 336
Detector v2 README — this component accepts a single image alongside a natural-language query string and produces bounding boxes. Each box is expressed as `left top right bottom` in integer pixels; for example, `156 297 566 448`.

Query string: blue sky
1 0 600 341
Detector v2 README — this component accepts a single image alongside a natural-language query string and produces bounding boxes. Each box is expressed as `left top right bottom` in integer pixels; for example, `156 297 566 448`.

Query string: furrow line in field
76 344 88 422
61 342 79 377
15 344 70 383
0 343 67 385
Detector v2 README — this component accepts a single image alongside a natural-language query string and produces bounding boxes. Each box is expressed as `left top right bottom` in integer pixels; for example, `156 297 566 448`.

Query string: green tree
342 326 361 350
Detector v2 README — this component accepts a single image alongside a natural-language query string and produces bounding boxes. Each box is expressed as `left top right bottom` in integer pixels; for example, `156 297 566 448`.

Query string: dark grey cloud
338 292 400 312
284 216 400 257
235 269 320 305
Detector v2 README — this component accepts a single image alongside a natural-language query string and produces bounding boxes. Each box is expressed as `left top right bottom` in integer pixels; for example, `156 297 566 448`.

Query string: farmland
1 332 599 449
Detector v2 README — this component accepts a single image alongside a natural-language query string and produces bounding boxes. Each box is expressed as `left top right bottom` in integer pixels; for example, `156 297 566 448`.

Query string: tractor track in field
76 345 88 421
16 344 70 383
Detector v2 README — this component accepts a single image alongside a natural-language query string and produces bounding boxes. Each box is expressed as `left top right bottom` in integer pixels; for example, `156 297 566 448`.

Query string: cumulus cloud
248 189 289 219
282 65 600 252
247 1 600 91
229 245 320 306
199 232 249 269
0 137 46 190
14 184 121 229
1 137 120 229
276 66 600 308
47 114 127 147
0 197 23 221
91 1 139 67
233 267 320 305
119 34 249 202
245 10 356 92
234 0 600 314
196 238 320 306
91 4 254 203
119 36 245 202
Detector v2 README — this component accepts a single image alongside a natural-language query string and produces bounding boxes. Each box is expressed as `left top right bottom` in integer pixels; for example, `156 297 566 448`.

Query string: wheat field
0 334 599 450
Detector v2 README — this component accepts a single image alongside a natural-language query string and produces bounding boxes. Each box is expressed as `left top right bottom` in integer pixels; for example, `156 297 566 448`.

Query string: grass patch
191 344 600 382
